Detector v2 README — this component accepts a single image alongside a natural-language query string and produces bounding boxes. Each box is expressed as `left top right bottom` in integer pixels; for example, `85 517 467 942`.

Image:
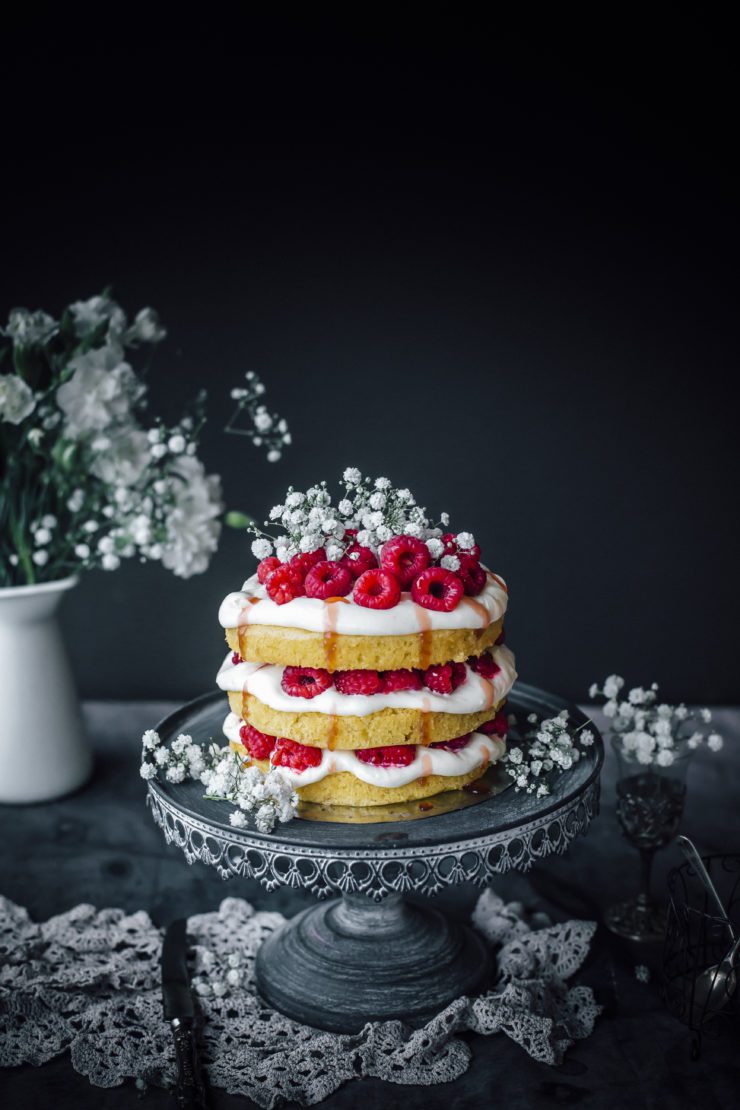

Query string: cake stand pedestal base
254 892 491 1033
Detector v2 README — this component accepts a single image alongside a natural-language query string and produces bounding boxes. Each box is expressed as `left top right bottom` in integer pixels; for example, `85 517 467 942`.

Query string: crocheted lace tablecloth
0 889 601 1108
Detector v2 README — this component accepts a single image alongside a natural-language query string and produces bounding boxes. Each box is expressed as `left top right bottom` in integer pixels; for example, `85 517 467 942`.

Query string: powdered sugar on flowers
502 711 596 797
589 675 723 766
139 729 298 832
246 467 464 563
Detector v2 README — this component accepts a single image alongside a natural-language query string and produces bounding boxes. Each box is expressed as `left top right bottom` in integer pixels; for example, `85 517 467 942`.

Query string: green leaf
225 510 254 530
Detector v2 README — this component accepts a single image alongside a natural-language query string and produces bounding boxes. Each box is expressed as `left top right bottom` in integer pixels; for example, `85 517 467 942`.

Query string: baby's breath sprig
589 675 723 767
502 710 596 797
246 466 461 563
139 729 298 832
226 371 291 463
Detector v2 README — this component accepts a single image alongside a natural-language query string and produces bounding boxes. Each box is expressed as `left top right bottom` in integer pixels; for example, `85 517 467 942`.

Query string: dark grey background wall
2 16 737 703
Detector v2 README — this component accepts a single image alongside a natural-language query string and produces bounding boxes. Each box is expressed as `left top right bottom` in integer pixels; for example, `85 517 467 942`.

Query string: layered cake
216 470 517 808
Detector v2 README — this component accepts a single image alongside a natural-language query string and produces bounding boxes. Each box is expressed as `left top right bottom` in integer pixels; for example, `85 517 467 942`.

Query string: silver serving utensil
677 836 734 940
161 918 208 1109
677 835 738 1022
688 933 740 1023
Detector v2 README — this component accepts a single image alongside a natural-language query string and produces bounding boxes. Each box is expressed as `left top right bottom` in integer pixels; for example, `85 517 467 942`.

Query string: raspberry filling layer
275 654 501 698
224 712 506 788
218 644 518 719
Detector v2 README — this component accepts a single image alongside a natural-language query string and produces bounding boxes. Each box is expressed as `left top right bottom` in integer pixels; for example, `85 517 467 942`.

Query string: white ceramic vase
0 576 91 803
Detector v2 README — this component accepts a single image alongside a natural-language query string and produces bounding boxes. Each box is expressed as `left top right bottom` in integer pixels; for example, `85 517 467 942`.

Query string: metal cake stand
148 682 603 1032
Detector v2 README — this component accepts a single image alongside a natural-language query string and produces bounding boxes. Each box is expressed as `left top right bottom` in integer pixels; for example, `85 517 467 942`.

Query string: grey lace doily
0 889 601 1108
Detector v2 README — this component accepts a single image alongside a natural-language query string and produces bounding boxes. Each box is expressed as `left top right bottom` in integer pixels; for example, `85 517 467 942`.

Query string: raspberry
457 554 487 596
290 547 326 579
344 528 358 539
239 723 277 760
495 628 506 645
380 535 430 588
479 708 508 738
257 556 281 584
355 744 416 767
231 652 243 665
334 669 384 696
381 668 423 692
272 737 323 772
411 568 463 612
265 564 305 605
340 543 378 579
281 666 332 698
353 568 401 609
469 651 501 680
304 560 353 600
423 662 467 695
430 733 472 752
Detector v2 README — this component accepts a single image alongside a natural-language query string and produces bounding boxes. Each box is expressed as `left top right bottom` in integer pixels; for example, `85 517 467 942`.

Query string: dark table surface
1 703 739 1109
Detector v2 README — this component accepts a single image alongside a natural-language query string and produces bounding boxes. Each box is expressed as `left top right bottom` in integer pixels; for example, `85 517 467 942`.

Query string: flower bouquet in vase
591 675 723 942
0 292 289 803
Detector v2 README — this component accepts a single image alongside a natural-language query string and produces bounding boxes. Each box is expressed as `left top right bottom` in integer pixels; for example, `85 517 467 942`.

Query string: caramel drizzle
487 571 508 593
420 694 432 746
323 599 346 671
416 605 434 669
327 714 339 751
462 595 491 627
418 800 434 811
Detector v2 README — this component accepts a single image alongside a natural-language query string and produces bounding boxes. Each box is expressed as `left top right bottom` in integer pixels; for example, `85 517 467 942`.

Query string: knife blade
161 918 208 1109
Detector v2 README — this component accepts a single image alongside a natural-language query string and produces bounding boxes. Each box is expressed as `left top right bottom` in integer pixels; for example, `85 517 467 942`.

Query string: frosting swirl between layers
223 712 505 788
218 569 508 637
216 644 517 717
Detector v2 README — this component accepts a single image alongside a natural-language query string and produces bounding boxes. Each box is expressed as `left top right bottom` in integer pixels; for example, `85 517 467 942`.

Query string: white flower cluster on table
0 293 289 586
247 466 463 562
502 710 596 797
140 729 298 833
589 674 723 767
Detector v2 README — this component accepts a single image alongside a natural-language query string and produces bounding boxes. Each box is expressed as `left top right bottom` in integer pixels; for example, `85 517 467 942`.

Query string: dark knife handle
169 1017 207 1109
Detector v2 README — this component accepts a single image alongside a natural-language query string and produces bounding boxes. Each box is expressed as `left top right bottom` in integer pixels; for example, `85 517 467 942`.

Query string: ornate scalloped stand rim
147 780 600 900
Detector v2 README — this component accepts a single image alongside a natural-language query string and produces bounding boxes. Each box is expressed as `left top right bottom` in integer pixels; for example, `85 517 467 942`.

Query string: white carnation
707 733 723 752
0 374 36 424
343 467 361 485
90 425 151 487
159 455 223 578
2 307 58 346
440 554 460 572
124 306 166 345
455 531 475 551
56 345 144 438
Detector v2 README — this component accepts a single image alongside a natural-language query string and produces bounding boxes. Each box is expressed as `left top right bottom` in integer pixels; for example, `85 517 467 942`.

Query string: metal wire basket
663 853 740 1058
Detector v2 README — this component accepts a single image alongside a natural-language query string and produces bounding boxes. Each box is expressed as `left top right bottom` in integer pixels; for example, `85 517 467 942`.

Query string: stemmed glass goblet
605 739 693 942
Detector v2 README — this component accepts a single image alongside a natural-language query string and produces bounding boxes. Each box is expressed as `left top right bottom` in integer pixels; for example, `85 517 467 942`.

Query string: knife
161 918 208 1109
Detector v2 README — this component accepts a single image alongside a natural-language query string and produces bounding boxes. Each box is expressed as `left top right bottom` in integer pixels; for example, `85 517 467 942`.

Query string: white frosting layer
216 644 517 717
218 568 508 637
222 712 505 788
